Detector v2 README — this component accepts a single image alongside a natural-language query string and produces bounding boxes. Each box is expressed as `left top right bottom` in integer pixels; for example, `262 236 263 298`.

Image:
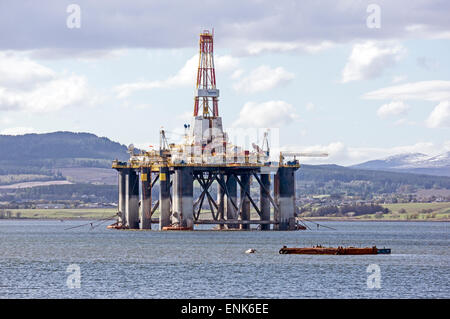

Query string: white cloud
365 81 450 128
341 41 405 83
405 24 450 40
215 55 240 72
243 40 335 55
0 52 96 113
115 55 197 98
426 101 450 128
364 81 450 102
231 69 244 79
0 75 90 113
29 48 129 61
377 101 410 118
233 65 294 93
0 52 55 88
0 127 37 135
233 100 298 127
115 54 239 98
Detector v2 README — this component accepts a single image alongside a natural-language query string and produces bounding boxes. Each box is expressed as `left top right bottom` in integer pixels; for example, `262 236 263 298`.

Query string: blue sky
0 0 449 165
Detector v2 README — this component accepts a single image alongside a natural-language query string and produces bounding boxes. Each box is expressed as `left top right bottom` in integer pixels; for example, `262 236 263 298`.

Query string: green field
382 202 450 213
380 202 450 220
1 208 117 220
303 202 450 221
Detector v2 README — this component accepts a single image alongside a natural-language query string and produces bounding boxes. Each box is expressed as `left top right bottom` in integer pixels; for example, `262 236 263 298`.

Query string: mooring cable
64 214 118 231
299 217 337 230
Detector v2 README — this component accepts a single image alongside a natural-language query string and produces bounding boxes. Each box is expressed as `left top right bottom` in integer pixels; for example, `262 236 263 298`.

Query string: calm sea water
0 220 448 298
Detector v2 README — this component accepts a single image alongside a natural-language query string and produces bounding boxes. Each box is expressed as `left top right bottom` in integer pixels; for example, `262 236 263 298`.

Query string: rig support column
117 169 127 226
139 168 152 230
159 166 171 230
240 174 251 230
125 169 139 229
260 173 271 230
172 167 194 229
274 167 296 230
225 174 238 229
217 174 225 229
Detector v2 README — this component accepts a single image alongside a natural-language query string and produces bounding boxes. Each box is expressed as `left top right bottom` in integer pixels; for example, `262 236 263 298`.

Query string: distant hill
0 132 130 182
297 164 450 197
351 152 450 177
0 131 129 162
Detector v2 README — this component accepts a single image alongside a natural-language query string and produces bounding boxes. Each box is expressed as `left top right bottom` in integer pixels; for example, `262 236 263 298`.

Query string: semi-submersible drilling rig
112 30 326 231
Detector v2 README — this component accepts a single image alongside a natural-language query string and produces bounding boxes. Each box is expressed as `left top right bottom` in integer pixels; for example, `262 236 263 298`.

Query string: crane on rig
251 130 328 164
279 151 328 164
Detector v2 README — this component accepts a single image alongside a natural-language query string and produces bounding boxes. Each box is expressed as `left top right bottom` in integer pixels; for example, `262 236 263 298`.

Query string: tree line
300 203 390 217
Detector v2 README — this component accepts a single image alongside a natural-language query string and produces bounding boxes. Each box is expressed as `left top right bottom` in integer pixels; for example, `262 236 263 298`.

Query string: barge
279 245 391 255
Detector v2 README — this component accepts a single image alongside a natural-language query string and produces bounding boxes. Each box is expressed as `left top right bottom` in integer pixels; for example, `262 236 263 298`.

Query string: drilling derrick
194 30 219 118
190 30 224 155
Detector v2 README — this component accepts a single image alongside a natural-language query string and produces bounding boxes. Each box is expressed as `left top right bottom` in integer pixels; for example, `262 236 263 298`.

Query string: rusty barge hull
279 246 391 255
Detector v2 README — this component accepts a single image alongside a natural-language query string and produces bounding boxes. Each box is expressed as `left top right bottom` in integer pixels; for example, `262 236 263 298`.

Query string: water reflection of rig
111 30 326 231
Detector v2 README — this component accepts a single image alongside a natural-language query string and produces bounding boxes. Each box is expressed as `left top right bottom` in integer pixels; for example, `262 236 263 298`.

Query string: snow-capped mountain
351 152 450 176
422 152 450 168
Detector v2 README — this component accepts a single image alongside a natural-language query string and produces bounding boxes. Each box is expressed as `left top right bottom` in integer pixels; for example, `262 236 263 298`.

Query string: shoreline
1 217 448 222
301 217 450 222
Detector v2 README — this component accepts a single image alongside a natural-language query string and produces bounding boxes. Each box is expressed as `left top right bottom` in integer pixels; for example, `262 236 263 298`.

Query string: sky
0 0 449 165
